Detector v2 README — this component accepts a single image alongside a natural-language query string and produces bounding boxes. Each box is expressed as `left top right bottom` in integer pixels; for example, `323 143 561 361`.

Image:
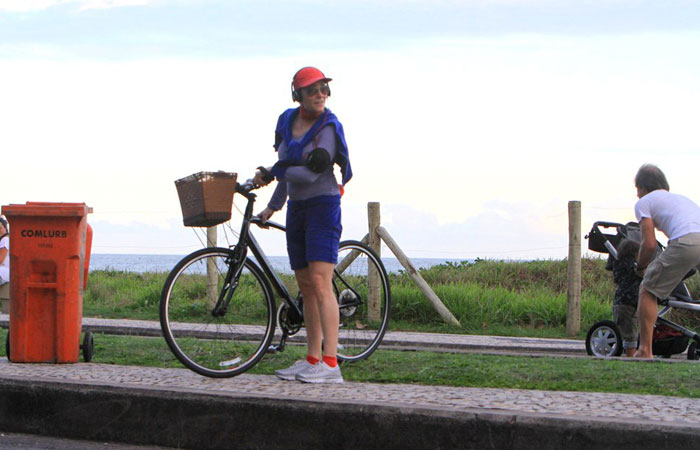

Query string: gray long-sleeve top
267 125 340 211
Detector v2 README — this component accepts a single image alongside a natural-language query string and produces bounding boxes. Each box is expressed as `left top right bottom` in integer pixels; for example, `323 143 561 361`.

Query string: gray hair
635 164 669 192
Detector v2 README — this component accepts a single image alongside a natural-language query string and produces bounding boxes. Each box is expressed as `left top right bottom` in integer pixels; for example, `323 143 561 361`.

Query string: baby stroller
585 221 700 359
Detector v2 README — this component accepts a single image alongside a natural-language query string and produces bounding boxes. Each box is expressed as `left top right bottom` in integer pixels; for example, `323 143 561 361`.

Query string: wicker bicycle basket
175 171 238 227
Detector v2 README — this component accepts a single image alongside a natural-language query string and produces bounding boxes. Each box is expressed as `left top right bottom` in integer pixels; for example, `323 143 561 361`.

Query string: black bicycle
159 180 391 378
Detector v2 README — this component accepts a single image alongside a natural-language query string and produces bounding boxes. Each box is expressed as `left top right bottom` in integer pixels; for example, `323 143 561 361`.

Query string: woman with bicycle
253 66 352 384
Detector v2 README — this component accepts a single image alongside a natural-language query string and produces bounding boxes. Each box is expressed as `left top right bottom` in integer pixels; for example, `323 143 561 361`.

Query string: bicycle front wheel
335 240 391 362
159 247 275 378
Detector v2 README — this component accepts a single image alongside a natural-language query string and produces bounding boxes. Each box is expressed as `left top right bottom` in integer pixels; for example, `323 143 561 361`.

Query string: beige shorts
641 233 700 301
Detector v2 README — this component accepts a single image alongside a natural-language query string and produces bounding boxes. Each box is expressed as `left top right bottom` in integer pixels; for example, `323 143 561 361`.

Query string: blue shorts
286 195 342 270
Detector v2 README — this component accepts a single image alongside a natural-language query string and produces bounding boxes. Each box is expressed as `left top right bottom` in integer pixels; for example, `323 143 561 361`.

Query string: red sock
306 355 320 365
322 355 337 368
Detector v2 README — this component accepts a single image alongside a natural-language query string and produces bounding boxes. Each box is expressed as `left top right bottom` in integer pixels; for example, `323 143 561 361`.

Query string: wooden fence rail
366 202 461 327
376 226 461 327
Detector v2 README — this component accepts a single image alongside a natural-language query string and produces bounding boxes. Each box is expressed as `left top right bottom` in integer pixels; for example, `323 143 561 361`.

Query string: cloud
339 202 571 260
0 0 155 12
0 0 55 11
75 0 154 10
4 1 700 61
85 200 569 260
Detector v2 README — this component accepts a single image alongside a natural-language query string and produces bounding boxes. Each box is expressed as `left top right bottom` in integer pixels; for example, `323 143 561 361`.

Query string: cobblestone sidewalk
1 359 699 428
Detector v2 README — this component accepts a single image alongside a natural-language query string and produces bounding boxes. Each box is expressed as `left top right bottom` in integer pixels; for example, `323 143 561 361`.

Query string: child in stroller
585 221 700 359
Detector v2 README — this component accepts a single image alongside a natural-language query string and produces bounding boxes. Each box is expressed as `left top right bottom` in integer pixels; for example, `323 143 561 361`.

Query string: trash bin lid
2 202 93 217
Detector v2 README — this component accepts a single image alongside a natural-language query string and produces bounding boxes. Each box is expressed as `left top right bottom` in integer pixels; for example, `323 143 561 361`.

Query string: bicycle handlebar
250 216 286 232
235 180 286 230
236 180 261 195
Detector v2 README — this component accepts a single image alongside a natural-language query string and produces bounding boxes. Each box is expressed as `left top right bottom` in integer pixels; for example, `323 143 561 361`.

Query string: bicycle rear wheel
335 240 391 362
159 247 275 377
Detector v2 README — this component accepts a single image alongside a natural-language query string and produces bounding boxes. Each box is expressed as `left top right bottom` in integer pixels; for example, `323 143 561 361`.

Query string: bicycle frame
247 217 364 312
218 183 302 319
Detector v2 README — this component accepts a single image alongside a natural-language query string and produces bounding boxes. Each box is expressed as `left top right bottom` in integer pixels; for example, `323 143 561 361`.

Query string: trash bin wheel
82 331 94 362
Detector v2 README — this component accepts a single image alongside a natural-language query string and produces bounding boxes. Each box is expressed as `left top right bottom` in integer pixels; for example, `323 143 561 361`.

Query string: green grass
4 328 700 398
390 258 700 336
83 270 168 320
81 258 700 339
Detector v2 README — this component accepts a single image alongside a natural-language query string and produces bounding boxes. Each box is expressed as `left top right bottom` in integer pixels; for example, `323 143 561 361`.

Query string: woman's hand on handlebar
257 207 275 224
252 166 274 187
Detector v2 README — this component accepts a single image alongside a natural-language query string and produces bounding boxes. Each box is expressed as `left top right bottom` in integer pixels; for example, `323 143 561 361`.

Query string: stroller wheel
687 341 700 360
586 320 623 357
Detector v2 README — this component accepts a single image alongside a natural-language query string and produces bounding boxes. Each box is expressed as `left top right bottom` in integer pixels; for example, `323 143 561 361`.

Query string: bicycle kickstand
267 331 289 354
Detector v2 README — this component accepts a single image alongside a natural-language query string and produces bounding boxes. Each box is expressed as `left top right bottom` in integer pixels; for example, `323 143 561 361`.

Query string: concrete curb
1 374 699 450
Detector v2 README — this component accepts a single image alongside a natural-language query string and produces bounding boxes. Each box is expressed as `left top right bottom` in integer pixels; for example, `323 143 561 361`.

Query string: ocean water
89 253 470 275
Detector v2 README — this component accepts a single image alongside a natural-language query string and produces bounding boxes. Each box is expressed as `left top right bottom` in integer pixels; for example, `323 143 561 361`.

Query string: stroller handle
591 221 625 230
587 221 626 259
594 221 624 258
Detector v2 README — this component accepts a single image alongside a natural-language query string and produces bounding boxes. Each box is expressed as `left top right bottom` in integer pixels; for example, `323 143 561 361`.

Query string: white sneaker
295 361 344 384
275 360 314 381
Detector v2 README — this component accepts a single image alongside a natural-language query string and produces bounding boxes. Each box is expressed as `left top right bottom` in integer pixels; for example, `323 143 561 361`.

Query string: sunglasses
301 83 330 97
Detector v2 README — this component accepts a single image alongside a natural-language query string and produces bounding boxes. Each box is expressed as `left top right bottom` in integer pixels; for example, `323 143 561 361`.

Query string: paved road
0 432 174 449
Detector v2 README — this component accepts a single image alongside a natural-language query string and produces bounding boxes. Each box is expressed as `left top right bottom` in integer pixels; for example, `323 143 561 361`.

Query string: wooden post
206 226 218 308
367 203 381 322
377 226 461 327
566 201 582 336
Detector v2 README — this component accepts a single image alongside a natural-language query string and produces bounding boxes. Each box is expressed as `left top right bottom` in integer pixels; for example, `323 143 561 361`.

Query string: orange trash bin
1 202 93 363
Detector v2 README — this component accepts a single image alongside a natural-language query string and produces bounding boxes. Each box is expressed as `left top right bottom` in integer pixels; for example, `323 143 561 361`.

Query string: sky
1 0 700 260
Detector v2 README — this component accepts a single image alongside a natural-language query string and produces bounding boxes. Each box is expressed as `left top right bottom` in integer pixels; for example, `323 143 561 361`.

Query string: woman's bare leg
295 267 322 359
